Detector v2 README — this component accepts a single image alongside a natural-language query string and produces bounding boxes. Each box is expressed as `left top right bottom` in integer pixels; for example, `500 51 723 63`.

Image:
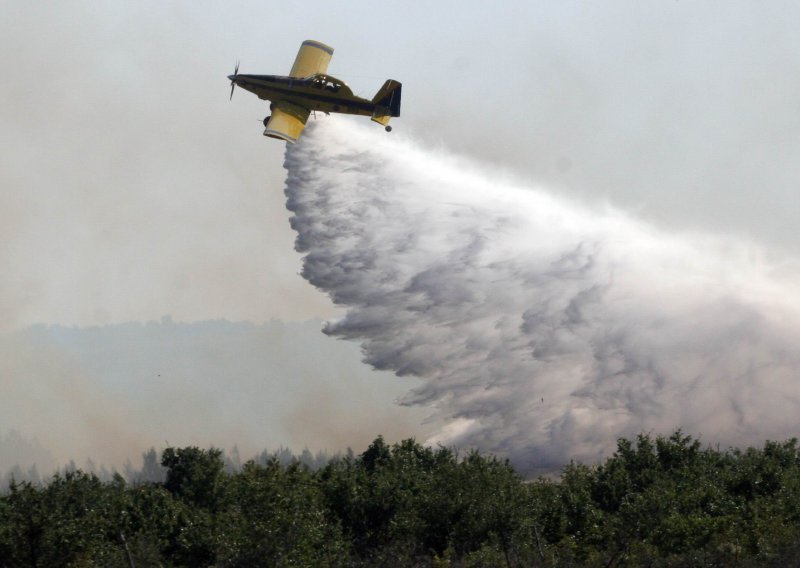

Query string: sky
1 1 800 471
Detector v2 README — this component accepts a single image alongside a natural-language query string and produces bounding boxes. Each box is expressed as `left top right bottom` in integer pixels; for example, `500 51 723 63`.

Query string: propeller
229 61 239 100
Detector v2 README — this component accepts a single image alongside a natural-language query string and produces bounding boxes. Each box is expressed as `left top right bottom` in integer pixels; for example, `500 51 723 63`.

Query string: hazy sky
2 1 800 469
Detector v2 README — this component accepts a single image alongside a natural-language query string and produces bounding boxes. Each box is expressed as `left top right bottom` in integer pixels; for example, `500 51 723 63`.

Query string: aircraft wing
263 100 311 143
289 40 333 78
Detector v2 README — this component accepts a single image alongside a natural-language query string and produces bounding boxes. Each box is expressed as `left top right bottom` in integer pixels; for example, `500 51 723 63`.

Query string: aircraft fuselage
228 73 379 117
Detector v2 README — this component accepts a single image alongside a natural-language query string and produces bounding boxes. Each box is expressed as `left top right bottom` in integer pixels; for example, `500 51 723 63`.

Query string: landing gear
385 125 392 132
263 116 271 127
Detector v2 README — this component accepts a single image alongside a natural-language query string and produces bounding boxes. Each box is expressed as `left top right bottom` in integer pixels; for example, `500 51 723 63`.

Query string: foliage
2 432 800 566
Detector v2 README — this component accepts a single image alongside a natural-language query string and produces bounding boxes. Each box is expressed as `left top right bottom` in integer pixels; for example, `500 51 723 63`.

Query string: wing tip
301 39 334 56
263 128 298 144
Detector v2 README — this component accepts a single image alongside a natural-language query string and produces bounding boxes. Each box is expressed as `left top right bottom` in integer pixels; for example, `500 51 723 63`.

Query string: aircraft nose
228 75 235 81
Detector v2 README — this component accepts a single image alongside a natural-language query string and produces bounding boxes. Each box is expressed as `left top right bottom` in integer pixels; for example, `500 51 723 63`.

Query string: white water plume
284 118 800 472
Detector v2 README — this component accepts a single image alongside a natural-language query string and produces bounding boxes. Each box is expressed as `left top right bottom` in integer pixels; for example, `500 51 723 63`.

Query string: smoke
285 118 800 473
0 319 429 472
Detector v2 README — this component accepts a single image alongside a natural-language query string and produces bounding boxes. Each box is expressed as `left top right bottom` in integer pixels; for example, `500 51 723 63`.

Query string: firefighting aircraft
228 40 401 143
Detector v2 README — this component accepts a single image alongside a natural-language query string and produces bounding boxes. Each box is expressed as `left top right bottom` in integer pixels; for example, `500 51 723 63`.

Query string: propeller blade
229 61 239 100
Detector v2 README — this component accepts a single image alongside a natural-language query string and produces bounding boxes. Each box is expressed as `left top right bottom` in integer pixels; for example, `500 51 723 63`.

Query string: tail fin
372 80 402 117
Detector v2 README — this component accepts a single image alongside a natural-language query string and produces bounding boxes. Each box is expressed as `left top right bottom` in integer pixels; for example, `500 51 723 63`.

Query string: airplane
228 40 402 144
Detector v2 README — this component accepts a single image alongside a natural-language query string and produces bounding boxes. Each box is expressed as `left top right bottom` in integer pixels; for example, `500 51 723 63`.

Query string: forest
2 431 800 567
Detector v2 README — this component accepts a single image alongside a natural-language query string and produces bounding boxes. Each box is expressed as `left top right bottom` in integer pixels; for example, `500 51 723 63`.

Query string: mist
286 118 800 473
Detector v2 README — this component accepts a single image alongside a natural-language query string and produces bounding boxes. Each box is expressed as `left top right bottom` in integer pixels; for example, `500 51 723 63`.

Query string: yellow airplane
228 40 401 143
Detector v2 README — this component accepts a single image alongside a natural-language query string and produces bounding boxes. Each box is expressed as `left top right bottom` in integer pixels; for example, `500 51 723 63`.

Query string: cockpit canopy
304 74 353 96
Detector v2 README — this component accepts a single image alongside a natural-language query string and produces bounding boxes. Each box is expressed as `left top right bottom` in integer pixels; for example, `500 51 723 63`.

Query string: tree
161 446 225 511
219 459 347 566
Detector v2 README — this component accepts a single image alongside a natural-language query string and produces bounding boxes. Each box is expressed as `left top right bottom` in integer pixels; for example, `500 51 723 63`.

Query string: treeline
2 432 800 566
1 445 345 490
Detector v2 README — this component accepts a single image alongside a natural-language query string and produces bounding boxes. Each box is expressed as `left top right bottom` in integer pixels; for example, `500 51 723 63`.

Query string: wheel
263 116 271 127
385 125 392 132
